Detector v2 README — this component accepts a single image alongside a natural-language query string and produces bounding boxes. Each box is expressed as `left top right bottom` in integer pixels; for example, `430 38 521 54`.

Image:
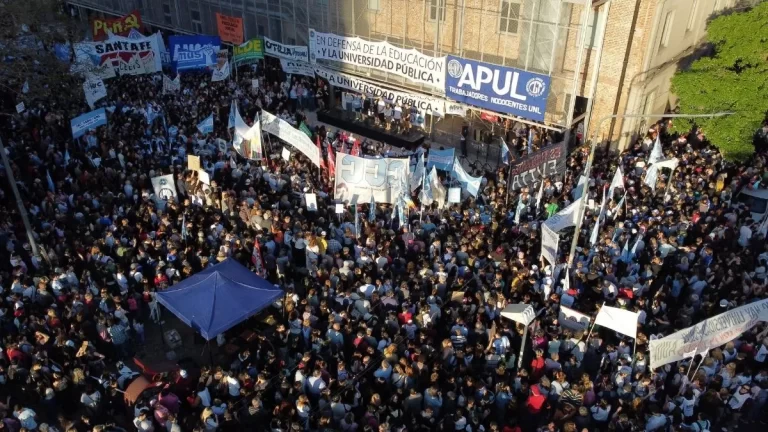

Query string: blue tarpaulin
156 258 283 340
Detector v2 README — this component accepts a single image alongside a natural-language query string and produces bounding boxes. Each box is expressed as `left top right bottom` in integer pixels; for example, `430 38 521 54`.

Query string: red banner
216 13 244 45
91 10 142 41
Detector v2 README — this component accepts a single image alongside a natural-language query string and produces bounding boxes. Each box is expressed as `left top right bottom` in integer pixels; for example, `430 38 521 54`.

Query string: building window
162 3 172 25
660 11 675 48
429 0 446 22
586 9 603 49
191 10 202 33
369 0 381 10
687 0 698 31
499 0 520 34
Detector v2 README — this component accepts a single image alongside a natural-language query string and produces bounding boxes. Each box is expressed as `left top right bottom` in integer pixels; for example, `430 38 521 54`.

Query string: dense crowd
0 52 767 432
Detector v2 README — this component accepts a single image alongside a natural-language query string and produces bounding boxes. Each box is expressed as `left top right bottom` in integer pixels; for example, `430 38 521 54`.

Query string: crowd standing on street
1 54 768 432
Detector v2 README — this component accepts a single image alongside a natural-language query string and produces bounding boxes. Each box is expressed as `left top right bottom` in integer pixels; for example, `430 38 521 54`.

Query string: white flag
594 305 639 339
211 61 231 82
648 135 663 165
589 213 601 246
544 199 582 233
410 152 425 192
644 164 660 191
535 180 545 210
654 157 679 170
608 167 624 198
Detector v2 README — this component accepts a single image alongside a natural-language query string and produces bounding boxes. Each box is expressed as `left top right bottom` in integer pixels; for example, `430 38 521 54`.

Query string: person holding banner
9 39 768 432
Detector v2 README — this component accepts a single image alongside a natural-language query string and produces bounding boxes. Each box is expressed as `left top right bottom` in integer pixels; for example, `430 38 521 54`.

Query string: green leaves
671 2 768 161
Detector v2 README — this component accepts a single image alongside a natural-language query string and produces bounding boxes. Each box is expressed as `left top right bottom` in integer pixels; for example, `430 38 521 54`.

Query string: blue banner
169 35 221 71
444 56 550 122
71 108 108 139
426 148 455 171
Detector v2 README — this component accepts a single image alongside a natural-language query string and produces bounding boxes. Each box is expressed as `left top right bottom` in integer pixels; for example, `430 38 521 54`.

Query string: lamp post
565 111 733 267
0 136 39 256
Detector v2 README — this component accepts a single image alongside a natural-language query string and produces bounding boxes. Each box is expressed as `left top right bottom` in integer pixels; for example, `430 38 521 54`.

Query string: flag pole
685 349 698 378
584 301 605 350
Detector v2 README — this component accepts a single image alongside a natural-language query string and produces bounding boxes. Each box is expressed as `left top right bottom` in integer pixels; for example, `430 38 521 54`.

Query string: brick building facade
68 0 736 150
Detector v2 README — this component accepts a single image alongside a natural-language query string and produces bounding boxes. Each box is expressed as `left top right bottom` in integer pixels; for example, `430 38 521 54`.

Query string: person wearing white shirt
755 338 768 364
307 370 327 395
13 406 37 430
727 385 752 411
645 411 668 431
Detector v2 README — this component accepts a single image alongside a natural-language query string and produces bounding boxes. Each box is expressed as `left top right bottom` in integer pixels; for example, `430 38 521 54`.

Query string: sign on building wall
233 39 264 65
309 29 446 89
169 36 221 71
444 56 551 122
91 10 142 41
264 37 309 63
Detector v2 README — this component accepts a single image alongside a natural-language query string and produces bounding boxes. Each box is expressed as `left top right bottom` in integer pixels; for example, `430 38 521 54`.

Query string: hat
720 299 728 308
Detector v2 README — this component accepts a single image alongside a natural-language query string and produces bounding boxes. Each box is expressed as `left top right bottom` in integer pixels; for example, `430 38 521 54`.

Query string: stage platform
317 108 426 150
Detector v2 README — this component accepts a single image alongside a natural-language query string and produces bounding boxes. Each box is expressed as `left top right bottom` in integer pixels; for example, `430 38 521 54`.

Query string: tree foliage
670 2 768 161
0 0 83 108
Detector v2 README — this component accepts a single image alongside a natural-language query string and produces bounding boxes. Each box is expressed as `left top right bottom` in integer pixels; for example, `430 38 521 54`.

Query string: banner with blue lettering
426 148 455 171
444 56 550 122
169 35 221 71
71 108 108 139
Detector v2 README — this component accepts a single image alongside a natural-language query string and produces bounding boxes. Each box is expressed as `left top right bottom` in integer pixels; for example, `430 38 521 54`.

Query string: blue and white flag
426 148 455 171
615 192 627 218
500 137 511 165
589 215 600 246
145 103 160 125
573 175 587 201
228 100 237 129
127 28 144 39
46 170 55 193
64 150 71 166
181 214 188 240
70 108 107 139
620 239 631 262
211 60 230 82
368 194 376 223
451 158 482 197
410 152 426 192
197 114 214 135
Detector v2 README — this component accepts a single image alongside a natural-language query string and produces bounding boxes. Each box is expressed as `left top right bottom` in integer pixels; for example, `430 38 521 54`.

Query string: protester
1 44 768 432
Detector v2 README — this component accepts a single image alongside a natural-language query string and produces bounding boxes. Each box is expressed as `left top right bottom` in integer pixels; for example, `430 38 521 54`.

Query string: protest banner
70 108 107 139
305 193 318 211
426 148 455 171
260 110 320 167
74 36 162 79
264 37 309 62
216 13 244 45
334 153 409 204
594 306 640 339
314 67 445 117
151 174 178 203
310 29 445 89
541 223 559 265
169 35 220 70
233 39 264 65
509 141 567 191
279 59 315 77
83 78 107 109
559 306 591 332
91 10 142 41
444 55 550 122
649 298 768 370
187 155 201 171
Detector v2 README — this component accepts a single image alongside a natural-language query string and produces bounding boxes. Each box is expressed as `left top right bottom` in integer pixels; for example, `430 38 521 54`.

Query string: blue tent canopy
156 258 283 340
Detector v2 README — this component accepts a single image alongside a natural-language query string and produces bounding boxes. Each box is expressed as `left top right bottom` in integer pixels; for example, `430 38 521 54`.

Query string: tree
670 2 768 161
0 0 83 109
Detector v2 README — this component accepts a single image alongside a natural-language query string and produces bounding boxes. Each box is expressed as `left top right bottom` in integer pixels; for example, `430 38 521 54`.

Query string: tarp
156 258 283 340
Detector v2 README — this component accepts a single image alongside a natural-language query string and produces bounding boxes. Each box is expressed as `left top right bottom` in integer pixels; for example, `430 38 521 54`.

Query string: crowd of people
1 49 768 432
